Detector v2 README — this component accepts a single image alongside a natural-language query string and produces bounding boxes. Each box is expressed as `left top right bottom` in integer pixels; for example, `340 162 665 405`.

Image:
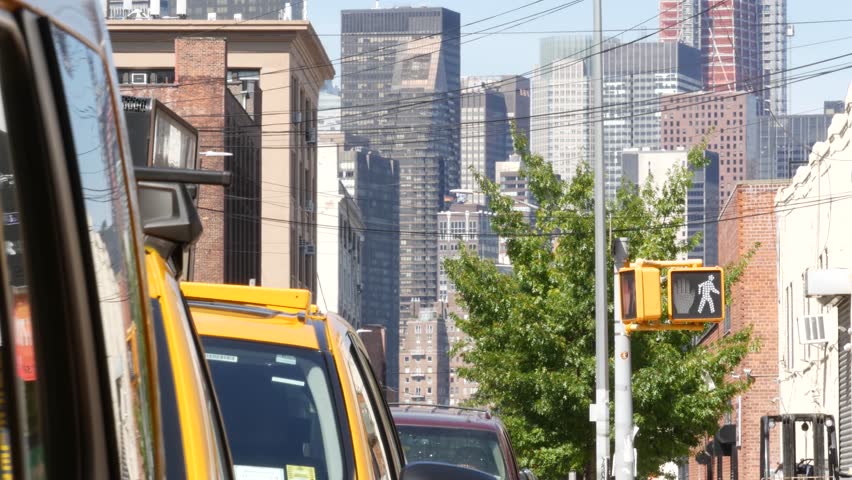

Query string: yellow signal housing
618 266 662 324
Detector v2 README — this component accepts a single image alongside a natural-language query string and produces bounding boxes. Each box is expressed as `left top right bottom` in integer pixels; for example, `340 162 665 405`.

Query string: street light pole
591 0 609 480
613 240 635 480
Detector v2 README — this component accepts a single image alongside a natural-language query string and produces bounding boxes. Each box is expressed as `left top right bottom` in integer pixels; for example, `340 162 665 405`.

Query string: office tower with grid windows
602 42 702 199
755 101 838 179
532 37 701 197
341 7 461 387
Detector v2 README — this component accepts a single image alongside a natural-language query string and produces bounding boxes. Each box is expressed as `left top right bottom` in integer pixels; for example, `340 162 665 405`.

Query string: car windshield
397 424 507 480
202 336 345 480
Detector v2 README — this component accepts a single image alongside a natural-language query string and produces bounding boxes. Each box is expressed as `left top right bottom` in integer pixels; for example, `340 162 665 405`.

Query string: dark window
397 425 509 480
0 57 44 474
117 69 175 85
202 336 346 480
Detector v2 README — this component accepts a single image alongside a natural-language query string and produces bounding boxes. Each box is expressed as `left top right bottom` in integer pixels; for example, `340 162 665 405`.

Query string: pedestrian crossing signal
618 266 662 324
668 267 725 323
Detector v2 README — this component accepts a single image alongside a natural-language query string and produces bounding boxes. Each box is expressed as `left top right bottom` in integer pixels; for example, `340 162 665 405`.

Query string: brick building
686 180 787 480
117 36 262 284
109 20 334 294
661 91 761 207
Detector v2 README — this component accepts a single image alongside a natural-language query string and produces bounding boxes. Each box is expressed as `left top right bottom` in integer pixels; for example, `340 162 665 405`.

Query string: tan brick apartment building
118 36 262 284
687 180 787 480
661 92 761 208
108 21 333 293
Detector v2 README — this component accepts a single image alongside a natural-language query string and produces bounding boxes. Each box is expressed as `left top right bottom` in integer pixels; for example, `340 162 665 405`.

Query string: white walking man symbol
697 274 720 314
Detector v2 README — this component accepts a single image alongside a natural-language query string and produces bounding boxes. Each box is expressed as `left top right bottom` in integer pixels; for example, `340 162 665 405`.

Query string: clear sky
307 0 852 114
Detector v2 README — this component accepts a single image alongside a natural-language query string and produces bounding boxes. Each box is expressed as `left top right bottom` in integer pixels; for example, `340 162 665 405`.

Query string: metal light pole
613 239 635 480
591 0 609 479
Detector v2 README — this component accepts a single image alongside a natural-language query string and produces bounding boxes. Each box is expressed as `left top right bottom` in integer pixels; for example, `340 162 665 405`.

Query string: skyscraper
185 0 304 20
458 76 529 204
340 6 461 354
459 79 507 205
661 0 768 106
661 91 762 206
755 102 838 179
531 36 600 181
602 41 702 198
659 0 701 49
532 37 702 195
761 0 789 115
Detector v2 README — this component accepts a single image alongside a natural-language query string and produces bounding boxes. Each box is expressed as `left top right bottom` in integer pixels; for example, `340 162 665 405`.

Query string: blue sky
307 0 852 114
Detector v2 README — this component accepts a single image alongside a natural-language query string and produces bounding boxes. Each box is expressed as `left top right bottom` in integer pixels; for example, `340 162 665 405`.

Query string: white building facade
317 141 364 327
775 84 852 469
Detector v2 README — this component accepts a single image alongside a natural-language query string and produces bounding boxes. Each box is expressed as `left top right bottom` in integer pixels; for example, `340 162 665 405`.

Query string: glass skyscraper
340 7 461 379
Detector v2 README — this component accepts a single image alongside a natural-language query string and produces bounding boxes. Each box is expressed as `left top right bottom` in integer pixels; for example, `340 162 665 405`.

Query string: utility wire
195 59 852 151
156 0 697 110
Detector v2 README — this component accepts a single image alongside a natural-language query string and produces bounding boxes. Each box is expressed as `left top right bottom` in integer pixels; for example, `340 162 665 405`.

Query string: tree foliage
444 129 756 479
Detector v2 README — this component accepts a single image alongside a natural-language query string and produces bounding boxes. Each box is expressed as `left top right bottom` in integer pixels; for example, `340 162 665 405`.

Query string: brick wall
688 181 786 480
121 37 228 283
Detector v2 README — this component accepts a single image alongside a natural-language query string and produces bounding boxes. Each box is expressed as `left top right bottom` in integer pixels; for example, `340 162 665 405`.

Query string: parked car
391 404 537 480
183 282 495 480
0 2 234 476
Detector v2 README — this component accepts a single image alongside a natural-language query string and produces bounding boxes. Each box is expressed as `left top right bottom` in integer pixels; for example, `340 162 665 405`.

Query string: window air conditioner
130 72 148 85
798 315 828 345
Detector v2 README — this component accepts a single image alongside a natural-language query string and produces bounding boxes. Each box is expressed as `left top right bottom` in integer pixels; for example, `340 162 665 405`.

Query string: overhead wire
194 57 852 152
156 0 586 104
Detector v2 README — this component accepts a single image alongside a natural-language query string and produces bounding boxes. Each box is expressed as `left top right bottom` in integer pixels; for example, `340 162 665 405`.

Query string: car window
397 425 508 480
347 335 403 473
0 57 46 476
202 336 344 480
50 24 156 478
344 342 392 480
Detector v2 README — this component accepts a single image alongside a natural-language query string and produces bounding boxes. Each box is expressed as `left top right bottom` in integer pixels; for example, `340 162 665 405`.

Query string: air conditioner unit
207 12 217 20
233 13 242 20
304 200 314 213
798 315 828 345
130 72 148 85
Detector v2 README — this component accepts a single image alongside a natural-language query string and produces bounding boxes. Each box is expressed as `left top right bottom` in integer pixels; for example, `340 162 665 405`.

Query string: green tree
444 130 756 479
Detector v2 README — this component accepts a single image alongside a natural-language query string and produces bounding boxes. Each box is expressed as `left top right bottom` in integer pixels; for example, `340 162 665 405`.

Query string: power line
198 188 852 242
208 53 850 137
195 58 852 151
154 0 697 113
156 0 585 104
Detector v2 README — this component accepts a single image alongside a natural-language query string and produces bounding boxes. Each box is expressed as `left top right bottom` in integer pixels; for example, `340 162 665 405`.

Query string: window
347 340 398 480
0 64 43 475
397 426 509 480
52 25 157 477
203 337 345 480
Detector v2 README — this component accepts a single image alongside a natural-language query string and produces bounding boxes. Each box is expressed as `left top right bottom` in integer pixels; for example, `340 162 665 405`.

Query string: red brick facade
661 92 759 208
120 37 228 283
688 181 786 480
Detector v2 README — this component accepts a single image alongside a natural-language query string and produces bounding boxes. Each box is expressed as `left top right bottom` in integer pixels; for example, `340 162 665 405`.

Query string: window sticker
206 353 238 363
286 465 317 480
234 465 285 480
271 376 305 387
275 354 297 365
